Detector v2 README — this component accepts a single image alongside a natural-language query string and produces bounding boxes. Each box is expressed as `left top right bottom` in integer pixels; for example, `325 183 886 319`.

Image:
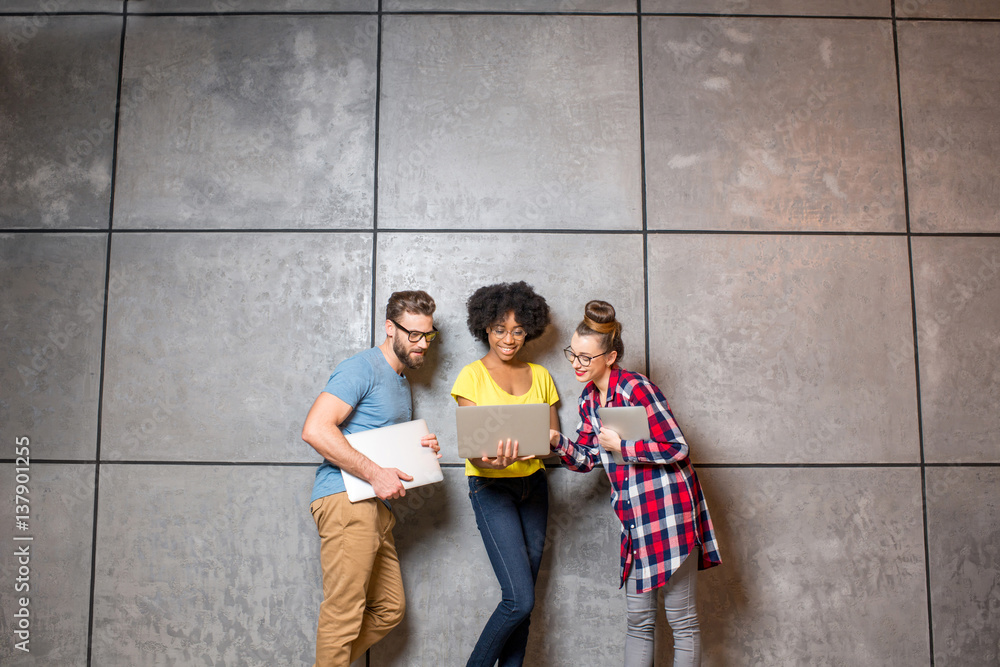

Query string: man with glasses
302 290 439 667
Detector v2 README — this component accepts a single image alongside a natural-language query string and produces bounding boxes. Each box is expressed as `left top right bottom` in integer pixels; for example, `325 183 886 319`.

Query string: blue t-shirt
310 346 413 503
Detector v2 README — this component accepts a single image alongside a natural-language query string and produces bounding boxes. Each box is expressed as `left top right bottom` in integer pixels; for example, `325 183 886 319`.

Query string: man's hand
421 433 441 458
370 466 413 500
597 427 623 453
549 428 562 448
478 438 534 470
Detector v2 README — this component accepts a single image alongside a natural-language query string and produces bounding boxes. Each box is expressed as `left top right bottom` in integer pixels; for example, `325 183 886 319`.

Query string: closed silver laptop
342 419 444 502
596 406 650 465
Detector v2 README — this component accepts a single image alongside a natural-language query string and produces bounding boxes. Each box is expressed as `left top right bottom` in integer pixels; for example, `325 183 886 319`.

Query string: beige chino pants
310 493 405 667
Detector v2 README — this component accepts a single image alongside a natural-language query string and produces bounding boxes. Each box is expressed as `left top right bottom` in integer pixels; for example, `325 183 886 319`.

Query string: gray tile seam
891 0 934 659
7 459 999 468
85 8 127 665
6 229 1000 237
5 11 998 22
636 8 652 380
369 6 383 349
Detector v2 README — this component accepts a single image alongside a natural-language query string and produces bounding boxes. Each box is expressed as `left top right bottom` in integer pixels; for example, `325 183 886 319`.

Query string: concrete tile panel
0 462 95 665
1 234 107 460
374 232 648 464
526 467 626 665
643 0 890 15
925 467 1000 666
384 0 635 10
372 468 491 665
374 466 626 667
912 237 1000 463
101 232 373 462
91 464 320 666
131 0 375 11
898 22 1000 233
378 15 642 230
0 16 120 229
897 0 1000 18
113 16 376 230
643 17 904 232
696 467 929 665
647 234 919 464
0 1 121 13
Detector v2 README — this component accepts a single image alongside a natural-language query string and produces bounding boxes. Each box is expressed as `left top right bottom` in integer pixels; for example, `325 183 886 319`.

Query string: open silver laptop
596 406 650 465
341 419 444 502
455 403 551 459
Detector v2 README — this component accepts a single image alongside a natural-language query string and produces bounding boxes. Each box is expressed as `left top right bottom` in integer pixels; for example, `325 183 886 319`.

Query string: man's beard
393 335 425 369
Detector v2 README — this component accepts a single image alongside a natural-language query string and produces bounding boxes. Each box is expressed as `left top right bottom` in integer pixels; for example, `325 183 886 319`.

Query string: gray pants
624 553 700 667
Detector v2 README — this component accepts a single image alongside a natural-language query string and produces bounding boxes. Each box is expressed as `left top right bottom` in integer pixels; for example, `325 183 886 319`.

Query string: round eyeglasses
563 346 608 367
391 320 438 343
491 326 527 340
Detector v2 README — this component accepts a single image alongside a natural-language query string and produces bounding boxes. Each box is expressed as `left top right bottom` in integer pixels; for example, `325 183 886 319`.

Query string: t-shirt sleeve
322 354 374 410
450 364 480 404
536 365 560 406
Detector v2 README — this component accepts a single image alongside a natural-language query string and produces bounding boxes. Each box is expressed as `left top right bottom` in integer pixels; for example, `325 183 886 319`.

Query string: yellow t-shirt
451 360 560 478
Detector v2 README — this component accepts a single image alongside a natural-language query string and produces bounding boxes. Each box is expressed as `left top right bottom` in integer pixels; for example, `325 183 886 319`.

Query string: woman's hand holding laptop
475 438 536 470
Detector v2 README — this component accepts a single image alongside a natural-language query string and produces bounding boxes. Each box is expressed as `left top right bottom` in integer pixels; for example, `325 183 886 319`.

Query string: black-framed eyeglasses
391 320 439 343
563 346 608 367
490 326 527 340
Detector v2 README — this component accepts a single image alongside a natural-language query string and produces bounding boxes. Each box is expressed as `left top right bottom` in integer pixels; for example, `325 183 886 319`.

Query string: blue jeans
467 470 549 667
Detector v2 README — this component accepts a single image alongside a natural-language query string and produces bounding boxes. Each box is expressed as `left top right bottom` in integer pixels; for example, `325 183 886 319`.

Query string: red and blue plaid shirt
553 367 721 593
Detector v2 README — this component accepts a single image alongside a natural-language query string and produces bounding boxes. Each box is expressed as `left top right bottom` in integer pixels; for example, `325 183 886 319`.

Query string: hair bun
575 300 625 363
584 300 616 324
583 300 619 335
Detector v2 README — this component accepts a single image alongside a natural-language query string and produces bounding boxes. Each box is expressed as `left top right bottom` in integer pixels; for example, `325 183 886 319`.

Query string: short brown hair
386 290 436 321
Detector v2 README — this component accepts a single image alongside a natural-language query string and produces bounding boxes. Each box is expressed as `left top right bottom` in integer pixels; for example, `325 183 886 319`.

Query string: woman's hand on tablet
597 427 623 454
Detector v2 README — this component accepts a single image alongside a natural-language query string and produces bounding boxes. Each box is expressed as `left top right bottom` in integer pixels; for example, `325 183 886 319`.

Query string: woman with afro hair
450 281 560 667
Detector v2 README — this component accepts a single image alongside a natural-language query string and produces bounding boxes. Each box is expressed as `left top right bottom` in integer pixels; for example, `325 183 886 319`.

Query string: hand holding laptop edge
369 465 414 499
420 432 442 458
596 426 623 453
471 438 536 470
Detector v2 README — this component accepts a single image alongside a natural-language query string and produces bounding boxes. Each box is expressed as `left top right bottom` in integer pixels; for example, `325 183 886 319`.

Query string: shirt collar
584 366 622 406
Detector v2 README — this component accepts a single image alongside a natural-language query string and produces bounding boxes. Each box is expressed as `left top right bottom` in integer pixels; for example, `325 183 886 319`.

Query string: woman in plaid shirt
549 300 721 667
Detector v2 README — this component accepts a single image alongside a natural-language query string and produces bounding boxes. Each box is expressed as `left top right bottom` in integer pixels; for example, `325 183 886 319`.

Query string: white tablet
341 419 444 502
596 406 650 465
455 403 551 459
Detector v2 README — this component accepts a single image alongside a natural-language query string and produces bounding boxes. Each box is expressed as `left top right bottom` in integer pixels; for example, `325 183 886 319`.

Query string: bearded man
301 290 440 667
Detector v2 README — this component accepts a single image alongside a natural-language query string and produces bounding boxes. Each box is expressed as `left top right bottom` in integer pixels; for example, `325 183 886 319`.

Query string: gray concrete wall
1 1 997 665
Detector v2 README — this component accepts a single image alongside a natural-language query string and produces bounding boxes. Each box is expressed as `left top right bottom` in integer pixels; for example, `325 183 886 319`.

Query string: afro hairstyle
465 281 551 344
